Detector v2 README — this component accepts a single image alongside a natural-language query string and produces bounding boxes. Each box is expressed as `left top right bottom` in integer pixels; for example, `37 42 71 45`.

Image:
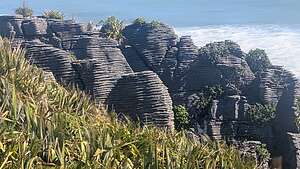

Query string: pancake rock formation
1 15 300 168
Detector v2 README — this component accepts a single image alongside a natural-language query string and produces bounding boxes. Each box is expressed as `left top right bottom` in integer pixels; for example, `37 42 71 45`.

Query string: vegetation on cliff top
43 10 64 20
100 16 124 41
15 6 33 17
0 38 256 168
246 49 272 74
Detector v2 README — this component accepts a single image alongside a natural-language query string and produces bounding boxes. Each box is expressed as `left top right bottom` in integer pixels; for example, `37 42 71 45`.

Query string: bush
246 49 272 74
100 16 123 41
43 10 64 20
15 7 33 17
255 144 271 165
133 17 146 25
149 20 163 28
173 105 190 130
248 103 276 124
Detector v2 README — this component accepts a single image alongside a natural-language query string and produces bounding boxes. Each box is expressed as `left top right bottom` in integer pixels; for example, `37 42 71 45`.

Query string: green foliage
0 38 256 168
100 16 124 41
133 17 146 25
15 7 33 17
194 85 224 110
173 105 190 130
255 144 270 165
295 97 300 127
246 49 272 74
248 103 276 125
43 10 64 20
149 20 163 28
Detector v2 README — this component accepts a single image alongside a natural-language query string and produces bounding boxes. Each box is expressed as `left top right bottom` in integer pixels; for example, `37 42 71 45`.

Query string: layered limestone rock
21 18 47 38
174 36 199 79
123 22 255 92
47 20 86 40
63 35 174 128
249 65 300 133
108 71 174 128
67 36 133 104
72 59 128 104
23 40 78 85
123 22 178 76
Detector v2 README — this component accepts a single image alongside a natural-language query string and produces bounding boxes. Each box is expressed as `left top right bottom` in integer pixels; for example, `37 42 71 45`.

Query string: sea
1 0 300 76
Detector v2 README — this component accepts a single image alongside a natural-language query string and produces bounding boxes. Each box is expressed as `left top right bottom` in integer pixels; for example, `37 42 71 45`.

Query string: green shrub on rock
173 105 190 130
248 103 276 125
100 16 124 41
246 49 272 74
15 5 33 17
150 20 163 28
133 17 146 26
43 10 64 20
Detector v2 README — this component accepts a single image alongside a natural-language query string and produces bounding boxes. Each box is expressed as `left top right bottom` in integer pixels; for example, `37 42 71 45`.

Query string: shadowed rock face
123 23 178 75
0 16 24 37
183 40 255 92
22 18 48 38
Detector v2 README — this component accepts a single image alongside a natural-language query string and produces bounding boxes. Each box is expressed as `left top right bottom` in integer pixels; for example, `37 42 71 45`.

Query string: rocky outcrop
123 23 178 76
67 36 133 103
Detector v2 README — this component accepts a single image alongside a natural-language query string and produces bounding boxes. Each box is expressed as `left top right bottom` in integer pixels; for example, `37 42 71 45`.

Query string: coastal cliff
1 15 300 168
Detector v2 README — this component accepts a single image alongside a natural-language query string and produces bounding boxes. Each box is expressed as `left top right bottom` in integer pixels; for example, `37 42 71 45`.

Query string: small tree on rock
15 1 33 17
100 16 123 41
43 10 64 20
